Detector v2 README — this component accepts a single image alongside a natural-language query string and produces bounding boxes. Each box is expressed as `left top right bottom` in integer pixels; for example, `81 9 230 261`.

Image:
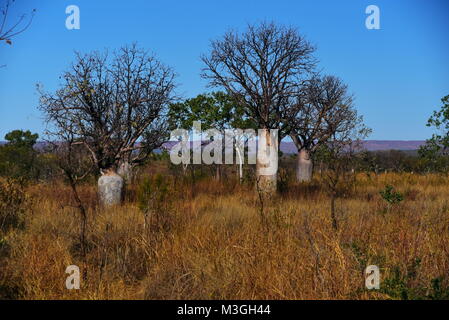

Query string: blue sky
0 0 448 140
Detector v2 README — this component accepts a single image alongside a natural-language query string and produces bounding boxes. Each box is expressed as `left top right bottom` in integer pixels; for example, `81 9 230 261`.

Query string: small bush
380 184 404 205
137 174 174 233
0 178 30 232
381 260 449 300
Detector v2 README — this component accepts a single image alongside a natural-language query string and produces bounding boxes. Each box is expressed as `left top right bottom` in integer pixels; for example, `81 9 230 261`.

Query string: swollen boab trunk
256 129 278 194
296 149 313 182
98 168 124 206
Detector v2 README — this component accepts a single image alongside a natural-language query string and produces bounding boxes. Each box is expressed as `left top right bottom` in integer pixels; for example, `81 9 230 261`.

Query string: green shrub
0 130 39 180
381 260 449 300
380 185 404 205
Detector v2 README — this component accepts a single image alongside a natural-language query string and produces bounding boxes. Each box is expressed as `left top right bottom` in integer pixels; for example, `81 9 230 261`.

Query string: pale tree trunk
215 164 221 181
236 150 243 184
182 163 188 176
98 168 124 206
235 136 244 184
296 149 313 182
117 161 133 184
256 129 278 194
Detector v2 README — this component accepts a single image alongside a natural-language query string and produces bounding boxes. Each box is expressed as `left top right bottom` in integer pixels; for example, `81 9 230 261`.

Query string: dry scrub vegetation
1 165 448 300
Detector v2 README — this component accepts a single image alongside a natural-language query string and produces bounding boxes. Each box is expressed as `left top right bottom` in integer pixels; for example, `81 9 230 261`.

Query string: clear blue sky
0 0 448 140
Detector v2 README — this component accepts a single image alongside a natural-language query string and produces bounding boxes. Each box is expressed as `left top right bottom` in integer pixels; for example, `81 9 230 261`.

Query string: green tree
0 130 39 179
169 91 252 131
419 95 449 172
4 130 38 148
168 92 254 180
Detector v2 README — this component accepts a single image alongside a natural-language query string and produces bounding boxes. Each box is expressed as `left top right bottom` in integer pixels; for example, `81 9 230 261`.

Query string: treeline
311 149 449 175
1 129 449 183
0 130 58 181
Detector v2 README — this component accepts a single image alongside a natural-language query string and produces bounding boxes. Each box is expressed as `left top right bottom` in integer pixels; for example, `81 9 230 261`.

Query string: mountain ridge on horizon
0 140 426 153
280 140 426 153
160 140 426 153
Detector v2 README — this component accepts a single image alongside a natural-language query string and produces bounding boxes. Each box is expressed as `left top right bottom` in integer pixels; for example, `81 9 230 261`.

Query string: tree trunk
256 129 278 194
215 164 221 181
117 160 133 183
236 143 244 184
98 168 124 206
296 149 313 182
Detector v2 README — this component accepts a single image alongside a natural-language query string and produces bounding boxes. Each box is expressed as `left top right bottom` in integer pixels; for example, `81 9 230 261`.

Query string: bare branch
39 43 176 173
0 0 36 45
201 21 316 136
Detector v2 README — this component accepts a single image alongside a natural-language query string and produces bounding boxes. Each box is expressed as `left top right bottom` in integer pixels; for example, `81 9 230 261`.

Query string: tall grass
0 170 448 299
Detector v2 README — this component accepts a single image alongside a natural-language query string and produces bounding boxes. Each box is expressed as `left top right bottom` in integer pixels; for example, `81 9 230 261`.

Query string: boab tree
39 44 176 206
201 22 316 193
289 75 359 182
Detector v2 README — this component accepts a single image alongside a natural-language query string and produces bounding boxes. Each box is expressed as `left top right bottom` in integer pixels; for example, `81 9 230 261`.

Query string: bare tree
53 138 92 259
39 44 176 205
201 21 316 194
289 75 359 182
314 115 371 230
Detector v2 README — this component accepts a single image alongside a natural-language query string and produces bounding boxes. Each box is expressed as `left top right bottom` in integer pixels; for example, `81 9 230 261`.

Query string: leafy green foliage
379 185 403 205
0 130 39 179
137 174 171 211
4 130 38 148
419 95 449 172
381 259 449 300
168 92 254 131
0 130 61 181
137 174 174 233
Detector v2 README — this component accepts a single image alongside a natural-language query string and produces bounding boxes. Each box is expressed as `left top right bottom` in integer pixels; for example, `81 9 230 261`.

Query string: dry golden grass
0 171 448 300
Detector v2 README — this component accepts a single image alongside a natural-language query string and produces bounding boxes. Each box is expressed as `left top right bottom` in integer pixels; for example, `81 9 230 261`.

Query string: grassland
1 165 448 300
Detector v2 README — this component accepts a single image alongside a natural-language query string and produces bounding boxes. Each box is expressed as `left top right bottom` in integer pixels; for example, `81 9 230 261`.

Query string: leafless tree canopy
289 75 363 153
0 0 35 45
201 22 316 135
39 44 176 172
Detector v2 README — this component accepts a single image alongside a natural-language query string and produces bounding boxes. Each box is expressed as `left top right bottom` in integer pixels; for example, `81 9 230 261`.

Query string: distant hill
361 140 426 151
280 140 426 154
162 140 426 154
1 140 427 153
